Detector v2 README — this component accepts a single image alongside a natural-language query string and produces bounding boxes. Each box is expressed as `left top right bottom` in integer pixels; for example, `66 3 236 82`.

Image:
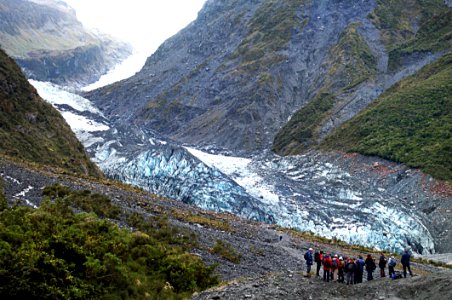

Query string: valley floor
192 271 452 300
1 157 451 300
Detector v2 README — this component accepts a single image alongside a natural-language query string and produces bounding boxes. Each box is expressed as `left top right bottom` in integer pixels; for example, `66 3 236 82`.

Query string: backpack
324 258 331 268
314 252 320 262
332 258 338 268
392 271 403 280
304 252 309 260
388 258 396 267
347 262 354 271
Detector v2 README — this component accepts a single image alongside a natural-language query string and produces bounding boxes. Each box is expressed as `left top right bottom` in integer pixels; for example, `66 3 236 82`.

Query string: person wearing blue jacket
355 255 365 283
304 248 314 277
401 250 413 278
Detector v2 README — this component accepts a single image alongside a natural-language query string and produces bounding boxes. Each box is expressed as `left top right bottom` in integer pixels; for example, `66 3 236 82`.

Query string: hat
334 254 338 257
339 256 343 260
309 248 313 251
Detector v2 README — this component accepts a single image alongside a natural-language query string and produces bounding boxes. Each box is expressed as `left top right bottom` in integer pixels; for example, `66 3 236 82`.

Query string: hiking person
355 255 365 283
322 254 333 282
331 254 339 281
379 253 387 277
315 250 323 276
337 256 345 283
304 247 314 277
388 256 397 278
345 258 356 285
365 254 376 281
401 249 413 278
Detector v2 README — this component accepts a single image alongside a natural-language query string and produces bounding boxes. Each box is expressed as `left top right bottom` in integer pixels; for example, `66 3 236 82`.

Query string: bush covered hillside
321 53 452 181
0 184 218 299
0 48 101 177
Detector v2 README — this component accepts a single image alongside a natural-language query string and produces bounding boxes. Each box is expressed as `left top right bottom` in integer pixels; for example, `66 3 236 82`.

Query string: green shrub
43 184 121 219
0 177 7 211
0 197 218 299
211 240 241 264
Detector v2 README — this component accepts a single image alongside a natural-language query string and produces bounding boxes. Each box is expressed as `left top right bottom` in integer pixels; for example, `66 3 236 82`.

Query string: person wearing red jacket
322 254 333 282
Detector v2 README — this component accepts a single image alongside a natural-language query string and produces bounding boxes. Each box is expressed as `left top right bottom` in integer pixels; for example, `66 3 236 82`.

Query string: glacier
29 80 437 255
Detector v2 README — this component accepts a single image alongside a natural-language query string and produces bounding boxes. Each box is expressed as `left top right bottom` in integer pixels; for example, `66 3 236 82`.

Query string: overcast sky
63 0 207 54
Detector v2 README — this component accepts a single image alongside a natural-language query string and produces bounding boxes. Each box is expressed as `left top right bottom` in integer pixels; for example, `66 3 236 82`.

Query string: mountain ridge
0 0 132 87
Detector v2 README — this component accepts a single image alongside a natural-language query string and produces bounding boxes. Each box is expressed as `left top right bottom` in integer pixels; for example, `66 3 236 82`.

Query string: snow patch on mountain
60 111 110 133
82 50 148 91
30 80 104 116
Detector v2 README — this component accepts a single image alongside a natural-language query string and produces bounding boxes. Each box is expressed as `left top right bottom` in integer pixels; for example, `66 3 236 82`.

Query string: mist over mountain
0 0 132 87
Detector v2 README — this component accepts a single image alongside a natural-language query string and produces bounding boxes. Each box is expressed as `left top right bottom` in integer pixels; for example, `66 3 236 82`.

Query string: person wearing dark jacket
401 250 413 278
345 258 356 285
337 256 345 283
304 248 314 277
314 250 323 276
379 253 387 277
365 254 376 281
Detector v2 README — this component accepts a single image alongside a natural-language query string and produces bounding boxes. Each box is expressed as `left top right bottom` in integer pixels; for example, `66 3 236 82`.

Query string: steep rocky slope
0 48 101 177
86 0 450 155
273 1 451 157
0 0 131 87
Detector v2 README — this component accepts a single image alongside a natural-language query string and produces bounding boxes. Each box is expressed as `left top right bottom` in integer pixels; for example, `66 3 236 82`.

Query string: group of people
304 247 414 284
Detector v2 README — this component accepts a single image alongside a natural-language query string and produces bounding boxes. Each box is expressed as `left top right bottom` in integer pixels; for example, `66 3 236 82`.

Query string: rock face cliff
86 0 450 154
0 0 131 87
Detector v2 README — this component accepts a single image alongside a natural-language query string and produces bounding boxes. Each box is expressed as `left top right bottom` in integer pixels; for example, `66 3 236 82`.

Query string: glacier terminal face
31 80 442 255
187 149 437 255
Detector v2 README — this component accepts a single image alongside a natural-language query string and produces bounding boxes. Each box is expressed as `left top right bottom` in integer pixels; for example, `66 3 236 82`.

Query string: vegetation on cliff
273 23 377 155
388 9 452 70
321 53 452 181
0 48 101 177
368 0 446 49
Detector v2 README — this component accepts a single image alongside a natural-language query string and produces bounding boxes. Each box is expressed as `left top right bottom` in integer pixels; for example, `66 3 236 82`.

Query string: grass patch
171 210 233 233
321 53 452 181
211 240 241 264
